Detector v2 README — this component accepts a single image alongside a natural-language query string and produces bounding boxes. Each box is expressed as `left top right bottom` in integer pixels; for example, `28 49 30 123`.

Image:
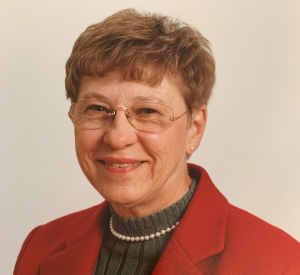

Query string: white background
1 0 299 274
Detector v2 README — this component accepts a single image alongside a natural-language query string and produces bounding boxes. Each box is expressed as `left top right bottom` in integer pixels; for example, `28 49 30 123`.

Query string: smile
102 161 142 168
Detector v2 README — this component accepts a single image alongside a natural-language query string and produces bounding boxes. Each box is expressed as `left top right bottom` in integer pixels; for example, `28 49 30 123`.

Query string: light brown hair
65 9 215 110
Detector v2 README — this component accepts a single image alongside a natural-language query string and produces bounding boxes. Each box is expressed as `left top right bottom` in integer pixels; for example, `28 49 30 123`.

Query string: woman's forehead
78 74 183 106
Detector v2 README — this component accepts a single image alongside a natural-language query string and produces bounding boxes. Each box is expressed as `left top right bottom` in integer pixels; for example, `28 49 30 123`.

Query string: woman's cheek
75 129 103 152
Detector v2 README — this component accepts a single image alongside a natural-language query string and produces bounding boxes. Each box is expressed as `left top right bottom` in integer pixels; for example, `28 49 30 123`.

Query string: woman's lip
100 157 143 164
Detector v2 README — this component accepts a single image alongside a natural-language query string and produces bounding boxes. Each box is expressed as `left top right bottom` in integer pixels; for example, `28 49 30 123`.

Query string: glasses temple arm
170 109 191 121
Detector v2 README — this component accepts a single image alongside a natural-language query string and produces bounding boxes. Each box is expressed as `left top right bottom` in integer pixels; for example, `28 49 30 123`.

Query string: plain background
1 0 299 273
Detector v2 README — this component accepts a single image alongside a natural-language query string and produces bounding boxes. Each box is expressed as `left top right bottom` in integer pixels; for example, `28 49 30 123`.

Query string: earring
189 146 194 151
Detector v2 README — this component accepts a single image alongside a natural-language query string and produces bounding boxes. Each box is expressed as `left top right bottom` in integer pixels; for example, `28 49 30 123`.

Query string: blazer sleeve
13 226 41 275
283 258 300 275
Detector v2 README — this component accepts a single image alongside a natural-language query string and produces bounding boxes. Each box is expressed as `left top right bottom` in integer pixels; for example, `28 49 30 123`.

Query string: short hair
65 9 215 111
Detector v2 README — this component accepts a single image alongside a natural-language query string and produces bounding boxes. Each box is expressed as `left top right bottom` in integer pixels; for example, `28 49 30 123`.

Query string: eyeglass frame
68 101 191 131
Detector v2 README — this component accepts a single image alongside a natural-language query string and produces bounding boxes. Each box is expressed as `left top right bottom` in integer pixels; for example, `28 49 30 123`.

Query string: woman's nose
102 110 138 149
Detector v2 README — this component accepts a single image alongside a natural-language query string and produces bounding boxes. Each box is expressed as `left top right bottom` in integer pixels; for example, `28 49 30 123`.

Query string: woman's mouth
102 161 142 168
98 158 145 173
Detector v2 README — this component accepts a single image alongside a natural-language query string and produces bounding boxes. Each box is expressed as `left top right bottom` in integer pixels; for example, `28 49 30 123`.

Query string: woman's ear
186 105 208 155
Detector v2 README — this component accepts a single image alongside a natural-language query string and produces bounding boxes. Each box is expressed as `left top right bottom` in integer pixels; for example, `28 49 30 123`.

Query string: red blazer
14 164 300 275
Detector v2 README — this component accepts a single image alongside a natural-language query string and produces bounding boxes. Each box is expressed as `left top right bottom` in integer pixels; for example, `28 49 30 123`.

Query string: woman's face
74 73 206 218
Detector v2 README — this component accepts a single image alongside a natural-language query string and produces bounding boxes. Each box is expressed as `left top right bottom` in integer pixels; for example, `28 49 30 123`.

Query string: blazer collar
63 200 110 247
153 164 228 274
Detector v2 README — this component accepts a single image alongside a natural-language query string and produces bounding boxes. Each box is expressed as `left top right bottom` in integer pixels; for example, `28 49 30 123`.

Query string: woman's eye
138 108 158 114
87 105 108 112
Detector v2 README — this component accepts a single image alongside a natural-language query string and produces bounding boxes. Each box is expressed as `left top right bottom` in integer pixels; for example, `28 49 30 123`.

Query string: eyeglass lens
69 101 175 133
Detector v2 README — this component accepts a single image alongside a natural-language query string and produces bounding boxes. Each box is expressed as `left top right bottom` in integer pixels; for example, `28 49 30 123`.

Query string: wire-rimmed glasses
68 101 190 133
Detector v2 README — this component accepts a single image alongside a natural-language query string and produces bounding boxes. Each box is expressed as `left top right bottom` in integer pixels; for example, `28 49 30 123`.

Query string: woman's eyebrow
132 95 166 104
80 93 167 104
80 93 108 101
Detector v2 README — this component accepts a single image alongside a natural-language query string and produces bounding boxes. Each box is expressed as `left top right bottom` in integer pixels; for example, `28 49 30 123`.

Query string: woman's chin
100 187 147 209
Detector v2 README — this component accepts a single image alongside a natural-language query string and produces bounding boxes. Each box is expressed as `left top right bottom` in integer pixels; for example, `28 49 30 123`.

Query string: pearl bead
140 236 145 241
155 232 161 237
126 236 131 241
166 227 171 232
150 234 155 239
121 236 126 240
161 230 166 235
135 237 140 241
145 235 150 240
130 237 135 242
171 225 176 230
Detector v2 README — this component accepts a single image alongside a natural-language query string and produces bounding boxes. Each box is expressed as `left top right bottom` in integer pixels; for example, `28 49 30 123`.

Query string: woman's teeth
104 161 142 168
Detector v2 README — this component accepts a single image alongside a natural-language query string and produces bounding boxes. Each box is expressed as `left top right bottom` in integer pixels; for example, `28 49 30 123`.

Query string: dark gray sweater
94 179 197 275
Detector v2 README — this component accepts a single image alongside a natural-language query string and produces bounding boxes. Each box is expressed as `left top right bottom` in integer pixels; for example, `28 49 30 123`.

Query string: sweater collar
109 179 197 237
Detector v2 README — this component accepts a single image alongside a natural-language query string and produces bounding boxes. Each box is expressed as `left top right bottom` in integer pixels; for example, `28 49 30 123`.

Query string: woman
14 9 300 275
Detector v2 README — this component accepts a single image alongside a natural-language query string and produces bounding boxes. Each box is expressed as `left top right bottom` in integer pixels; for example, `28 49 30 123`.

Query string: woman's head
65 8 215 111
66 9 214 218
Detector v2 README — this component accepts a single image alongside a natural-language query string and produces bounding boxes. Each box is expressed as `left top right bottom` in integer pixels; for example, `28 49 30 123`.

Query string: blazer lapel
153 164 228 275
40 201 110 275
152 238 204 275
39 234 102 275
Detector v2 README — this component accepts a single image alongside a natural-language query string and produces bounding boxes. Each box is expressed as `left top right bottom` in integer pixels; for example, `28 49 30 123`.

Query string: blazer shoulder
14 202 107 275
40 203 104 230
224 204 300 272
26 202 106 246
14 226 41 275
227 204 300 246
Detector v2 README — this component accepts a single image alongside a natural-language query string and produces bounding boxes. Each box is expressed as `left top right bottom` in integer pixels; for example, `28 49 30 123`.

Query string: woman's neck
109 178 197 236
111 172 192 219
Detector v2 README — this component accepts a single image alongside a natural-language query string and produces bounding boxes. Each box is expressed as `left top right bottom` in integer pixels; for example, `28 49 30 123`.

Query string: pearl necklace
109 217 179 242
